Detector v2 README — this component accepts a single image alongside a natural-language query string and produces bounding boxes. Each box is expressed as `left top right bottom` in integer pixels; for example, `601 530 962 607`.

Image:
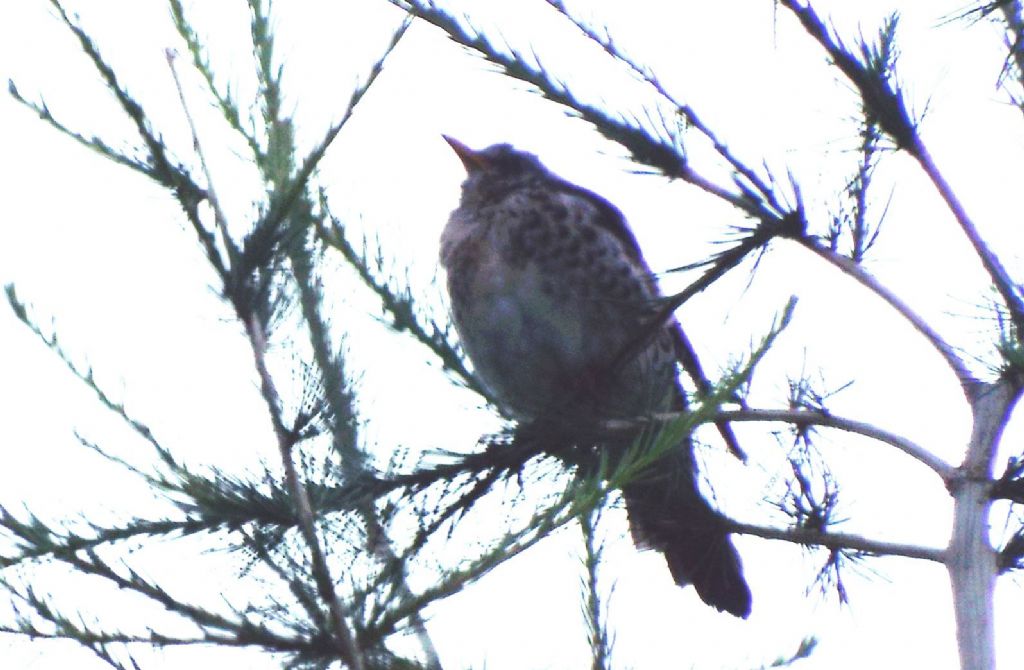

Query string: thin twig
800 238 978 394
542 0 791 219
714 408 955 481
243 314 364 670
165 49 237 261
911 143 1024 336
729 520 946 563
578 507 612 670
168 0 262 159
779 0 1024 358
603 405 954 481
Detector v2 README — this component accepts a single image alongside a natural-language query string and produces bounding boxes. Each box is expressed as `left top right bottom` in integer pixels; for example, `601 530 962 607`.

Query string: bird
439 136 752 618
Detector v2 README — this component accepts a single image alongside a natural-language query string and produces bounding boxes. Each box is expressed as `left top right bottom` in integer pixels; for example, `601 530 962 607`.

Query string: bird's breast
443 213 671 421
454 239 589 372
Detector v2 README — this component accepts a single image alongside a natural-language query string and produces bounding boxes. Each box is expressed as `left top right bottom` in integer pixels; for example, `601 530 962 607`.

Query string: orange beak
443 135 487 172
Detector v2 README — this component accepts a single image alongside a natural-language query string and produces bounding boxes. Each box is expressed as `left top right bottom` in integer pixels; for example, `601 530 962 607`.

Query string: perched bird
439 137 751 618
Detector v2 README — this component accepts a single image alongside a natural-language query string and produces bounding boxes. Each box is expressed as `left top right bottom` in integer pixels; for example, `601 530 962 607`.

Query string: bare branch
911 143 1024 336
799 238 978 394
165 49 240 266
606 404 952 481
729 520 945 563
714 409 956 481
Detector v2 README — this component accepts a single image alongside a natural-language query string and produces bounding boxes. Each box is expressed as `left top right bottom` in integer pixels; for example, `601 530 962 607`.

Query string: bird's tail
622 446 752 618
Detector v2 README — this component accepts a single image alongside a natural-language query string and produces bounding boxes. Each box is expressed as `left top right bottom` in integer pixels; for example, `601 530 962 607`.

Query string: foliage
4 1 1024 669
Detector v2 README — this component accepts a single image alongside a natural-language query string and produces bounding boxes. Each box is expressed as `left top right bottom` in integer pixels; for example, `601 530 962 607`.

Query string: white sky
1 0 1023 668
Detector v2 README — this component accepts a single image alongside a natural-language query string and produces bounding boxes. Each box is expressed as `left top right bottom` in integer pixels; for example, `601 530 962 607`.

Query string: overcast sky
2 1 1023 668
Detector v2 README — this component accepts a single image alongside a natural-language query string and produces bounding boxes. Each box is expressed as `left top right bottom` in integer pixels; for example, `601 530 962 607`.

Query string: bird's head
443 136 551 206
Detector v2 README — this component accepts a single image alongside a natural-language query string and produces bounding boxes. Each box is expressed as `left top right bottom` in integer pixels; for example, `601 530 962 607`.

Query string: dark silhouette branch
541 0 798 223
781 0 1024 341
394 0 796 225
242 313 364 670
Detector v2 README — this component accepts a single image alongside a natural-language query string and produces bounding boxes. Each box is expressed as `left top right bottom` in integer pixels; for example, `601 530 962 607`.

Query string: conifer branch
3 287 177 462
242 312 364 669
1 505 208 569
168 0 261 159
253 13 441 664
44 0 226 281
260 16 411 239
316 211 488 402
540 1 797 225
6 81 153 176
579 507 613 670
798 239 978 392
728 520 945 563
0 550 319 655
780 0 1024 344
367 474 606 642
713 409 955 480
394 0 797 224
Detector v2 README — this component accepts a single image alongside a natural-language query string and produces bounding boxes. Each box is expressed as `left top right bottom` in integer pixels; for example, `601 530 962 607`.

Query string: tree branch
911 143 1024 337
998 1 1024 117
243 313 364 670
729 520 946 563
798 239 978 393
165 48 241 270
713 408 956 481
781 0 1024 342
604 405 954 481
541 0 797 222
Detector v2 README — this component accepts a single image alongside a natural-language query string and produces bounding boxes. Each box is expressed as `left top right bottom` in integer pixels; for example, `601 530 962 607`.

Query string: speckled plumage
440 138 751 618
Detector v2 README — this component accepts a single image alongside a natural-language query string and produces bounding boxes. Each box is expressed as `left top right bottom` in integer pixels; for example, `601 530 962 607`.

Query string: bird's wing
551 178 648 267
553 175 747 461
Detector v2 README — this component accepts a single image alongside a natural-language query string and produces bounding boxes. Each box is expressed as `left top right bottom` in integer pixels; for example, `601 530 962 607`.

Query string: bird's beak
443 135 487 172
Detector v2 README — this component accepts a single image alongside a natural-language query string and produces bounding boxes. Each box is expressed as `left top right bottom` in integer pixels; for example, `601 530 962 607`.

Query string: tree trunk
948 382 1020 670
